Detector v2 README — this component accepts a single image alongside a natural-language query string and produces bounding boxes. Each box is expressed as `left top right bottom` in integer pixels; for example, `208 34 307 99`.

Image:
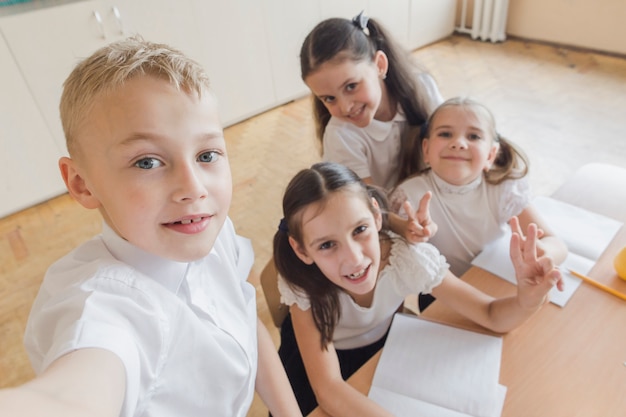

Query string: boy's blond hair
60 35 211 157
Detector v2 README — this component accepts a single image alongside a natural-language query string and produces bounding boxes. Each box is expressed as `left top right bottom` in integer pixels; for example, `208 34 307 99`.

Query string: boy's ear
59 157 101 209
288 236 314 265
371 197 383 231
374 50 389 79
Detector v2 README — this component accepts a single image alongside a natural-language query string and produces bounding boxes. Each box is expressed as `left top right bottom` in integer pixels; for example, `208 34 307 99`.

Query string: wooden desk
309 226 626 417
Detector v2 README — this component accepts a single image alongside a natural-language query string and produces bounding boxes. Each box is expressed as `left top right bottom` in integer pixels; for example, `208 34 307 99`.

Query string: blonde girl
390 97 568 310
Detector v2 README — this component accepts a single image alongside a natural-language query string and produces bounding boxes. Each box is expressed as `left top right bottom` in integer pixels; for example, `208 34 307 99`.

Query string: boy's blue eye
346 82 357 92
198 151 218 163
135 158 162 169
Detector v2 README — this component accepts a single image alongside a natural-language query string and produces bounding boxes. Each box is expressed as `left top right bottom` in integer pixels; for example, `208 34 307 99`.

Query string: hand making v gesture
391 191 438 243
509 216 564 309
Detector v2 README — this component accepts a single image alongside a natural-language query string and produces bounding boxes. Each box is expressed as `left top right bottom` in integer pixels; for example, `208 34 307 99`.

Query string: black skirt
276 313 388 416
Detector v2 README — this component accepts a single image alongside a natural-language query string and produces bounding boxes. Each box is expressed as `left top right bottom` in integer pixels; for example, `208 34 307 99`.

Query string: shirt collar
363 106 405 142
101 222 189 294
430 170 483 195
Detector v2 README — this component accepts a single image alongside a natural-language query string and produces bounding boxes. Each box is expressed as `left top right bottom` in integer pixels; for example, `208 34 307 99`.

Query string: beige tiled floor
1 34 625 416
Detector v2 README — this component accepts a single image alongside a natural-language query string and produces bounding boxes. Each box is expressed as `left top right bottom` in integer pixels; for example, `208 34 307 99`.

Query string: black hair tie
278 218 289 233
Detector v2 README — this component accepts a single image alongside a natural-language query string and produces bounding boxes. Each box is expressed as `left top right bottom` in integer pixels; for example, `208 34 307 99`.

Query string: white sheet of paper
471 196 622 307
369 314 505 417
368 384 507 417
532 196 623 260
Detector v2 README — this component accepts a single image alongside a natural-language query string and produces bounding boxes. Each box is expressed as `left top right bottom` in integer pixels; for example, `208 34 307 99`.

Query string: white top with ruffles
278 235 448 349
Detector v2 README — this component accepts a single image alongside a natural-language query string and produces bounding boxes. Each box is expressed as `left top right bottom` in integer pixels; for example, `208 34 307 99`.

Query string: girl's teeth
348 269 365 279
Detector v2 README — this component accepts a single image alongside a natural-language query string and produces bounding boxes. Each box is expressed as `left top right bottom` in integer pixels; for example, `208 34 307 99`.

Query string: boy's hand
401 192 437 243
509 217 564 309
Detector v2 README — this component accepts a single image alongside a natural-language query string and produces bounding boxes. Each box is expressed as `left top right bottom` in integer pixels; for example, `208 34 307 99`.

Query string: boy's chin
167 241 217 263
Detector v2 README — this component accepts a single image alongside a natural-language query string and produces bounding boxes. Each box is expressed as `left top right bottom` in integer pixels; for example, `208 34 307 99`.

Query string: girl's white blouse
322 73 443 190
278 235 448 349
390 170 530 276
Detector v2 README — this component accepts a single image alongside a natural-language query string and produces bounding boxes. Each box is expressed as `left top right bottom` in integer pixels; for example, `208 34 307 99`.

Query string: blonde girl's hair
273 162 389 348
403 97 529 184
300 15 432 154
59 35 210 157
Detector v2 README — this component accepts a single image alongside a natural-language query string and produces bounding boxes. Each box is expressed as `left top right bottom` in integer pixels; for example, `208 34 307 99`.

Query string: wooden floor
1 34 625 415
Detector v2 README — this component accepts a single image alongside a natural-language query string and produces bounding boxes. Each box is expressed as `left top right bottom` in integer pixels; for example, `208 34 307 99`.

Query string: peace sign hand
509 217 564 309
509 216 546 258
401 191 438 243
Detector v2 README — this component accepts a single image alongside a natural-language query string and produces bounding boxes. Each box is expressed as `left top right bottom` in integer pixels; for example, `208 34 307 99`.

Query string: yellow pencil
568 269 626 302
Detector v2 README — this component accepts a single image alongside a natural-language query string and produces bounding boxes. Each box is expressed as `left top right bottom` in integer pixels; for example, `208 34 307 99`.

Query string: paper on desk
369 314 505 417
531 196 623 261
369 384 507 417
471 196 623 307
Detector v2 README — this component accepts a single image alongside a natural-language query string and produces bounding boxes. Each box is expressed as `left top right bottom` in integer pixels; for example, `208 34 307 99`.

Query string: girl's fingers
523 223 539 261
509 231 522 265
508 216 523 238
416 191 432 223
403 200 417 222
555 271 565 291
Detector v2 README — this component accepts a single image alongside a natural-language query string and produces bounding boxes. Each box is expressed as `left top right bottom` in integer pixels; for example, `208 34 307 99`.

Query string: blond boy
0 36 300 417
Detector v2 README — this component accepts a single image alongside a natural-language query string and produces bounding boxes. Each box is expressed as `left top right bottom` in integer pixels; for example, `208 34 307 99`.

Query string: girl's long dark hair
273 162 388 348
300 15 432 172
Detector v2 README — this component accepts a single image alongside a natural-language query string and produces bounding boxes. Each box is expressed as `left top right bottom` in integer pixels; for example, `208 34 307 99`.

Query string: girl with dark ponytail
274 161 564 416
300 11 443 190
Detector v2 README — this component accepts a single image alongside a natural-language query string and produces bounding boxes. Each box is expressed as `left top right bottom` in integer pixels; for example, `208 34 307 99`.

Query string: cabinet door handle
93 10 106 39
112 6 124 35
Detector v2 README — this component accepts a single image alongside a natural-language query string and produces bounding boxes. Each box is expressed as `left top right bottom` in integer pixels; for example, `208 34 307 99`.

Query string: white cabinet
185 0 277 126
407 0 456 50
103 0 199 65
0 0 457 217
0 36 65 218
319 0 368 20
0 0 134 154
369 0 411 49
261 0 320 103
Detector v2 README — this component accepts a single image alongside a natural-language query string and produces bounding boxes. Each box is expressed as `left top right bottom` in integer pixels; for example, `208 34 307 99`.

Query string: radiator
456 0 509 43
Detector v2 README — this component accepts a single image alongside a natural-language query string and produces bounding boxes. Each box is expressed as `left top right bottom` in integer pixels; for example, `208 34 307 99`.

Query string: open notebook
471 196 623 307
368 314 506 417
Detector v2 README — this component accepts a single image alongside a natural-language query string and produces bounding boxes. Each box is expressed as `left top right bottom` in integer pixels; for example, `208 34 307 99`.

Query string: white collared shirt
390 170 531 276
24 218 257 417
322 73 443 190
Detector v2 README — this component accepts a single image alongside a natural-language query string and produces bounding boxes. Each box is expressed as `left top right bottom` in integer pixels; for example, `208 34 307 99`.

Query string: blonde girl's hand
509 216 546 257
401 192 438 243
509 217 564 309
